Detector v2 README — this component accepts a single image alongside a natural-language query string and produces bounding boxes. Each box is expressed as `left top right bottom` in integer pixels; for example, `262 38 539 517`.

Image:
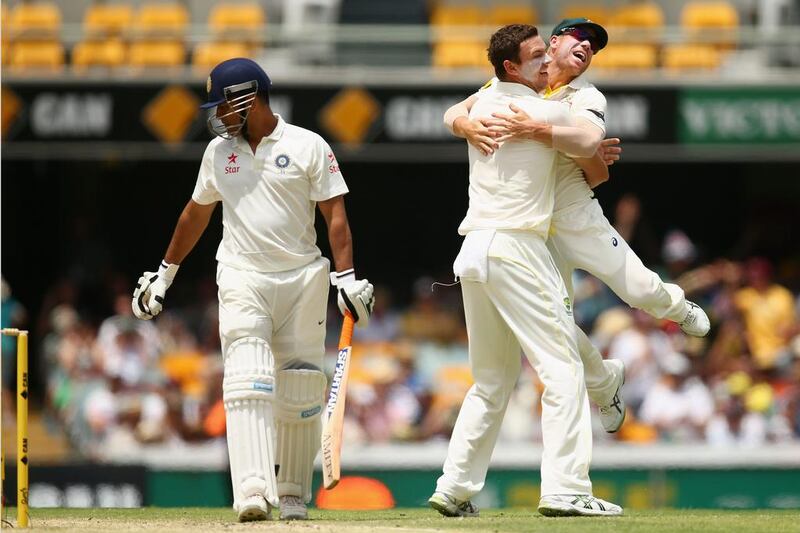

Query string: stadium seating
208 2 266 41
681 1 739 49
430 4 485 68
591 43 658 70
128 40 185 68
8 40 65 70
660 1 737 70
662 43 722 70
8 1 61 39
83 3 134 38
72 39 127 70
609 1 666 28
560 5 611 27
488 4 538 27
193 41 253 69
133 2 189 37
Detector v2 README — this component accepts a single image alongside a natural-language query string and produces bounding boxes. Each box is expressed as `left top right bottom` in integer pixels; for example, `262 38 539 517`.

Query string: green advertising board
679 88 800 144
143 468 800 510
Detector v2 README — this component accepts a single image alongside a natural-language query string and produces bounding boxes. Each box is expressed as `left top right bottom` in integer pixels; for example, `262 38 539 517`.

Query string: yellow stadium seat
193 41 252 69
489 4 538 27
560 5 611 27
590 43 657 70
681 2 739 49
9 40 64 69
682 1 739 28
209 2 266 32
128 40 185 67
134 2 189 36
662 44 721 70
609 2 665 28
84 4 134 37
9 2 61 39
72 39 127 69
430 5 482 26
432 41 486 69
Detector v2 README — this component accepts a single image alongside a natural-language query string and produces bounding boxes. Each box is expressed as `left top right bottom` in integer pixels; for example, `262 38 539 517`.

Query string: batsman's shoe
538 494 623 517
238 494 271 522
679 301 710 337
598 359 626 433
428 491 479 517
279 495 308 520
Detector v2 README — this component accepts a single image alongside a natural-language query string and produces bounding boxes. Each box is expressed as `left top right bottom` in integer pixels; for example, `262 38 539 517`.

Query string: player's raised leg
548 239 626 433
551 200 710 337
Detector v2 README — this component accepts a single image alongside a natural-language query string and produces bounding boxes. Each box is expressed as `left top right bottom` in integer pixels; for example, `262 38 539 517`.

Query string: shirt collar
495 81 540 98
544 73 591 98
234 114 286 149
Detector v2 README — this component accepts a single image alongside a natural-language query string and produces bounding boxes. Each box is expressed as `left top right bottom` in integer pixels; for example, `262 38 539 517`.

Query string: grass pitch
3 507 797 532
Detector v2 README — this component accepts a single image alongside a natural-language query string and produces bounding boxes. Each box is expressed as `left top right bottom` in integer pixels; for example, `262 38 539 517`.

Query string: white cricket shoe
538 494 623 517
279 495 308 520
598 359 626 433
428 491 480 517
679 301 710 337
238 494 271 522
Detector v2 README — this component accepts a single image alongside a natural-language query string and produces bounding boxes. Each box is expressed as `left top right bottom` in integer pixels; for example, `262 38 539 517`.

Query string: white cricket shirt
544 75 607 213
192 115 349 273
479 76 608 214
458 82 573 238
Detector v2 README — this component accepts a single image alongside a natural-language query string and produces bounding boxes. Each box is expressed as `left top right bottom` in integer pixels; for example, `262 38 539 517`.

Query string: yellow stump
17 331 29 528
2 328 29 528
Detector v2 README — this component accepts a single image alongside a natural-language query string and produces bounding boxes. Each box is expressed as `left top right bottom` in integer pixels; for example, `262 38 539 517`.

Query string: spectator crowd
2 195 800 462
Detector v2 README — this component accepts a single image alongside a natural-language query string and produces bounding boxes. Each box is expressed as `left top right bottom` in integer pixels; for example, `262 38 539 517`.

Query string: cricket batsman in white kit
429 25 622 518
444 18 711 435
131 58 374 522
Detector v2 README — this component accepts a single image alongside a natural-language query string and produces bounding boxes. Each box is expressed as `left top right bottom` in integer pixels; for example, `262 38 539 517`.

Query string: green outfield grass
3 507 798 532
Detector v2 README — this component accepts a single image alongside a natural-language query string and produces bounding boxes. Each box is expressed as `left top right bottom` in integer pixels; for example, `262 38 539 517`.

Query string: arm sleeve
444 92 479 132
551 118 604 158
309 135 349 202
570 87 607 136
191 143 222 205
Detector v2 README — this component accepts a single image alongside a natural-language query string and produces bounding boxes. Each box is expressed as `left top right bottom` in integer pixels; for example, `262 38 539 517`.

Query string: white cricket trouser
217 256 330 367
548 198 687 404
217 257 330 504
437 231 593 500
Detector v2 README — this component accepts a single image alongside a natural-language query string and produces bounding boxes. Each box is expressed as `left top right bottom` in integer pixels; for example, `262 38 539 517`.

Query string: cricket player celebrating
429 24 622 518
131 58 374 522
444 18 711 437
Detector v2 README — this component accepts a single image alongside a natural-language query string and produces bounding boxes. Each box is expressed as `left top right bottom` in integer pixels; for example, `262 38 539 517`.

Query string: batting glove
331 269 374 327
132 261 179 320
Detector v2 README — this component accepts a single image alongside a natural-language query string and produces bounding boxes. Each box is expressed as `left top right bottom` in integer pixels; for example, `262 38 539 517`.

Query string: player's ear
502 58 517 78
549 35 559 49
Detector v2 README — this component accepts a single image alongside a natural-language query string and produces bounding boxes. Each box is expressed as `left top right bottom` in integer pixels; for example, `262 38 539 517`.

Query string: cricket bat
321 311 355 490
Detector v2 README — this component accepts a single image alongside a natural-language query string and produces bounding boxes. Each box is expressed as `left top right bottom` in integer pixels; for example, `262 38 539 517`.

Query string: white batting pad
223 336 279 509
275 367 327 502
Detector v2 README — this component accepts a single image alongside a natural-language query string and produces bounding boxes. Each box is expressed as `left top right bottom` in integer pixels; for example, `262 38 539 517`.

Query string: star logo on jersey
225 152 240 174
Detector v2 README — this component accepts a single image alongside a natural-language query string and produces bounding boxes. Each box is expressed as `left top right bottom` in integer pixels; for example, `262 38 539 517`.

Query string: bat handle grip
339 311 355 349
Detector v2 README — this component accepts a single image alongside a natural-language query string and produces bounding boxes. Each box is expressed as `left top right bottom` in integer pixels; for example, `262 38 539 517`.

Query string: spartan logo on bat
326 348 348 415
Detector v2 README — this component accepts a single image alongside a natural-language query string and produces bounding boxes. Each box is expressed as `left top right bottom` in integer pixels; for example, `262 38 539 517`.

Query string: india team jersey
192 115 349 273
458 81 573 238
480 76 607 213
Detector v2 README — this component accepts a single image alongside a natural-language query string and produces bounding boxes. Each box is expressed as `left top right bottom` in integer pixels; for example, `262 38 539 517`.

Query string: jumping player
444 18 710 440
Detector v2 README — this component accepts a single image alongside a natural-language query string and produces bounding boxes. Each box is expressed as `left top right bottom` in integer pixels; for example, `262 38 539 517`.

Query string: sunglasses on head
559 27 599 53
